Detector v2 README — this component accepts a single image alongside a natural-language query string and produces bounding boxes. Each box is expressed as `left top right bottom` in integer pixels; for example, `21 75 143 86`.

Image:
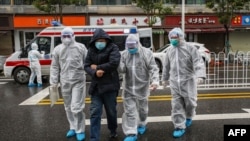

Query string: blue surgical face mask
95 42 106 50
128 48 138 54
170 39 179 47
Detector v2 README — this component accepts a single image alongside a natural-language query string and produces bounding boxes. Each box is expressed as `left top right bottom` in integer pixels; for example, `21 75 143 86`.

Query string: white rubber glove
162 81 169 89
197 78 204 84
51 83 58 88
150 84 158 91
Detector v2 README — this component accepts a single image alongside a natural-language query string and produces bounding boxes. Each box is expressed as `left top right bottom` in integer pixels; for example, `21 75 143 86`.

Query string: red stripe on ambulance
5 59 52 67
38 31 124 36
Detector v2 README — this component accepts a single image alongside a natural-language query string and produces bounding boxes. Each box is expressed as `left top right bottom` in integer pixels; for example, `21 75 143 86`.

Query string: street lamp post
181 0 185 33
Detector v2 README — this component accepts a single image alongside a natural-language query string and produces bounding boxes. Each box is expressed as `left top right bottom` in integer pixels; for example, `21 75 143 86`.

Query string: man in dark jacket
84 28 121 141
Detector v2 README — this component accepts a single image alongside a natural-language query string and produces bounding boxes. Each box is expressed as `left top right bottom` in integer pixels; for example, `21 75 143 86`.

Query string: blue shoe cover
76 132 85 141
186 119 192 127
66 130 76 138
173 129 185 138
137 126 146 135
124 135 137 141
37 83 42 87
28 83 36 87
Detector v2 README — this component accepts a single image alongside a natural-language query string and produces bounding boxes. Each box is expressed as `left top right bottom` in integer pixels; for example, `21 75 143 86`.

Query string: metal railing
199 51 250 90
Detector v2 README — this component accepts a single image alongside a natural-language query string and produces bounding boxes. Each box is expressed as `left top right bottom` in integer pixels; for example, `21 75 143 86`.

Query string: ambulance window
37 37 51 54
54 37 62 47
20 38 35 58
75 36 92 49
110 36 127 51
140 37 151 48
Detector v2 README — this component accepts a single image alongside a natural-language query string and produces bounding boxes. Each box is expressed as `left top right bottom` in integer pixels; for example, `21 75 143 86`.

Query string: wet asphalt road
0 77 250 141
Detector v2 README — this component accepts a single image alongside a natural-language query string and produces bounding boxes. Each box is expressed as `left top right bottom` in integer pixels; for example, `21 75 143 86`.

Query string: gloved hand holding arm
150 83 159 91
196 78 204 84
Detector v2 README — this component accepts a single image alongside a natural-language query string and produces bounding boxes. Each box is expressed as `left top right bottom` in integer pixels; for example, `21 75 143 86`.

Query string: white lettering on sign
90 16 162 26
187 17 215 24
179 17 216 25
228 129 247 136
36 18 60 25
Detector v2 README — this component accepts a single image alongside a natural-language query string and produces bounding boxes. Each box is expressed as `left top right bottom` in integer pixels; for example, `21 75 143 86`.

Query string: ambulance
4 25 153 84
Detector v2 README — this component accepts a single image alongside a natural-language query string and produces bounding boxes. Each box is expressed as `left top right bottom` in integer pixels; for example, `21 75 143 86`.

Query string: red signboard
231 15 242 26
165 15 223 28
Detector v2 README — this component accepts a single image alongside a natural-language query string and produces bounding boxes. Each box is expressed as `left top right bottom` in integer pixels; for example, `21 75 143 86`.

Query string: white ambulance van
4 25 153 84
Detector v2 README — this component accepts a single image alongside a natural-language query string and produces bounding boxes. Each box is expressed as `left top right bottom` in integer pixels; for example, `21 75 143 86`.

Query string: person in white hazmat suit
50 27 88 141
161 27 206 138
119 34 159 141
28 43 43 87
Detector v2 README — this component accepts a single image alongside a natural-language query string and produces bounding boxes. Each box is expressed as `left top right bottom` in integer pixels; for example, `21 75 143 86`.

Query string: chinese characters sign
232 16 242 25
187 17 215 24
231 15 250 26
37 18 60 25
165 15 221 27
90 16 161 26
14 16 86 28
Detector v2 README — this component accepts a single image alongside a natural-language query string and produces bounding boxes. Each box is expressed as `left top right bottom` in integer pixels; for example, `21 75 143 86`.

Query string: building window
0 17 9 27
92 0 132 5
14 0 35 5
164 0 205 4
0 0 11 5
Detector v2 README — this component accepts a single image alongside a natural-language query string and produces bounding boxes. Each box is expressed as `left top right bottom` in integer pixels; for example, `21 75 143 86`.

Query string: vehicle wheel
13 67 30 84
155 59 162 72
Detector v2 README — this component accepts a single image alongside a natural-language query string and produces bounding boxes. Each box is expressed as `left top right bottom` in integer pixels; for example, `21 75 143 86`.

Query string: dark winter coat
84 28 121 95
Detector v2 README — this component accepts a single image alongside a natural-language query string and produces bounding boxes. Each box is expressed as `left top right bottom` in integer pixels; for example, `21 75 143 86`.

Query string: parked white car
153 42 211 71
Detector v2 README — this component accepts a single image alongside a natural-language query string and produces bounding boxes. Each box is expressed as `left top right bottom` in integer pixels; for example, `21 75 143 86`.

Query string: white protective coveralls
50 27 88 134
162 28 206 129
28 43 43 85
119 34 159 135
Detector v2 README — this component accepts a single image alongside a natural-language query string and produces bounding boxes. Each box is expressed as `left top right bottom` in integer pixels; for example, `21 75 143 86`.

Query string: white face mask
62 38 72 46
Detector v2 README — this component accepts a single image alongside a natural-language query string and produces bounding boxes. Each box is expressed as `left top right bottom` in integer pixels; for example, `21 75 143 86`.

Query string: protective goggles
62 34 72 38
126 41 137 49
169 32 179 38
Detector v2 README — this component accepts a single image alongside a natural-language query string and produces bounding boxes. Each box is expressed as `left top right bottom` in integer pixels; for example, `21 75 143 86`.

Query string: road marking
37 93 250 105
84 108 250 125
19 86 250 106
0 82 7 84
19 87 49 105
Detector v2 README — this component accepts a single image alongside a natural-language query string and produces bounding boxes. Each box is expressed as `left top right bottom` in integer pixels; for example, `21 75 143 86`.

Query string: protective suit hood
126 34 139 44
61 27 75 46
31 43 38 50
168 28 185 46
